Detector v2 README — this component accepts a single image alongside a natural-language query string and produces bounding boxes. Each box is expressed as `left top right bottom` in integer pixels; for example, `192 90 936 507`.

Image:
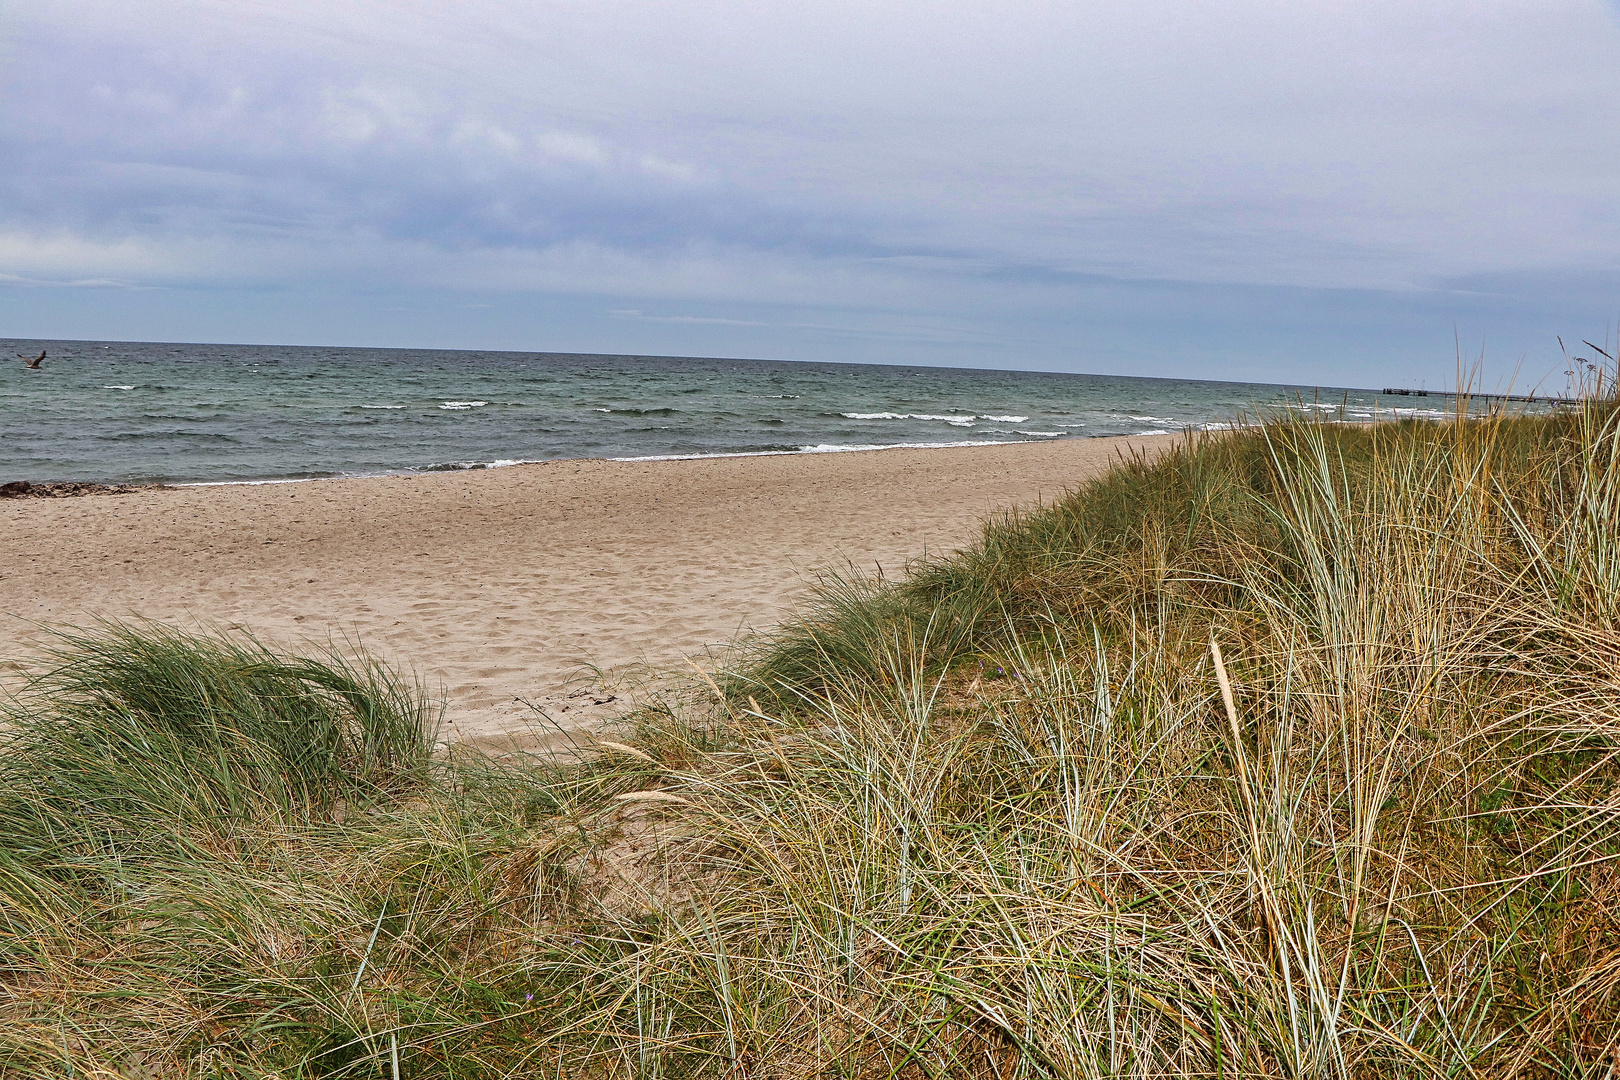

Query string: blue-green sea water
0 338 1418 485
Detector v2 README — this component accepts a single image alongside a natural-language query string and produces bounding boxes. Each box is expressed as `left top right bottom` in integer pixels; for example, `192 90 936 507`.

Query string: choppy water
0 339 1419 485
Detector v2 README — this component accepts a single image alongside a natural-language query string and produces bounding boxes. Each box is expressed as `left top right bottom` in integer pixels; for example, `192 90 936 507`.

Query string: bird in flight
18 351 45 369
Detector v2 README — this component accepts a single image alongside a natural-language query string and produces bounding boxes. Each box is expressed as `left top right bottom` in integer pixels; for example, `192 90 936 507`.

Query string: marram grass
5 407 1620 1077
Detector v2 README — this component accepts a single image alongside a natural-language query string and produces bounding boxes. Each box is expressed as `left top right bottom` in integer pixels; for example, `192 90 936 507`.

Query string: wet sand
0 436 1168 743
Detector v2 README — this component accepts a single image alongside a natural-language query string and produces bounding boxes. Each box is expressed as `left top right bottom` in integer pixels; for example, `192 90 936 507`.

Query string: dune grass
4 405 1620 1076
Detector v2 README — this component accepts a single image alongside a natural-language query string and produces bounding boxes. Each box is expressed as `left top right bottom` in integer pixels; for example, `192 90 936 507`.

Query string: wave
1384 408 1452 420
840 412 1031 425
613 438 1025 462
424 459 530 471
438 401 489 410
103 385 136 390
840 412 968 421
361 404 407 410
97 430 240 442
178 476 339 487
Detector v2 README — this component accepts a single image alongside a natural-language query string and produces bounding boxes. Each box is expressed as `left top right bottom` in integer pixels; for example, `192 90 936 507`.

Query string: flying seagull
17 351 44 369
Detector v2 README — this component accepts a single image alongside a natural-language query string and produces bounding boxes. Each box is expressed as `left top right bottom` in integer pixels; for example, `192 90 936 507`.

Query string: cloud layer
3 0 1618 384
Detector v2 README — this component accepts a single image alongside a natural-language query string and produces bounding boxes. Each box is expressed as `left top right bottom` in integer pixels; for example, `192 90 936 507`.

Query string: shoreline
0 435 1173 746
166 437 1043 488
37 432 1162 492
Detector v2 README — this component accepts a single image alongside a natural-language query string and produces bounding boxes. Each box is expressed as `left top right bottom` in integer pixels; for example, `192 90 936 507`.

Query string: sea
0 339 1437 486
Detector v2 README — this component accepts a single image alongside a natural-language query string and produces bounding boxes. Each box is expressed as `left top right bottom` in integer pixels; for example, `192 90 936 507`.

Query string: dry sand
0 436 1168 744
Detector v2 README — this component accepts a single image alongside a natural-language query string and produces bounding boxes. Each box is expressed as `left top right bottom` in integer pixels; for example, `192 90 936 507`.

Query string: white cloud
0 273 141 289
534 131 606 166
607 310 766 326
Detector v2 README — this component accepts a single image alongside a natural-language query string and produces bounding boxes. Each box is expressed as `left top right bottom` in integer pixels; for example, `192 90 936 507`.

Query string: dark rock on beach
0 480 162 499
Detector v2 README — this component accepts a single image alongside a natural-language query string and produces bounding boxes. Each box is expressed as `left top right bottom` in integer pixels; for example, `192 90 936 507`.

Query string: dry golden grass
5 402 1620 1077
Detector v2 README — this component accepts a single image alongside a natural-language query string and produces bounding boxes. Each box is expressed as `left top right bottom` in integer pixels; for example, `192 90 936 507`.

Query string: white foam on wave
613 439 1024 463
104 385 136 390
362 404 407 410
841 411 977 422
180 476 336 488
178 455 546 487
1016 430 1062 437
840 411 1032 426
425 457 535 471
439 401 488 410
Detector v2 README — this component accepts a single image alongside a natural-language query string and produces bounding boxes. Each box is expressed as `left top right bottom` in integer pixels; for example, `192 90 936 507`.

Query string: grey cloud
3 0 1619 381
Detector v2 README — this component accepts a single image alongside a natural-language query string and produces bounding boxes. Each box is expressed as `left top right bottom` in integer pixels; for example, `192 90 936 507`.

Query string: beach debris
17 351 44 369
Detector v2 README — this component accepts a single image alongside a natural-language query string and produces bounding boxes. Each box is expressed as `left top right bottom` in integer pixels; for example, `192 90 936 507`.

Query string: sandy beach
0 436 1167 744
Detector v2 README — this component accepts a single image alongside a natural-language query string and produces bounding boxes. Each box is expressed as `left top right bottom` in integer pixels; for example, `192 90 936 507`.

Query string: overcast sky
2 0 1618 387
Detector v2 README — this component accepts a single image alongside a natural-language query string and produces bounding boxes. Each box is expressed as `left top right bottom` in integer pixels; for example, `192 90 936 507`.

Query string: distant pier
1381 388 1571 405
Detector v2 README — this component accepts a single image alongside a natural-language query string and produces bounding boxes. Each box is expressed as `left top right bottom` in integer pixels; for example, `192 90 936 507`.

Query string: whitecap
361 404 407 409
980 414 1030 423
103 385 136 390
439 401 489 410
423 457 534 471
1016 430 1063 437
841 412 980 423
179 476 331 488
613 439 1019 462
